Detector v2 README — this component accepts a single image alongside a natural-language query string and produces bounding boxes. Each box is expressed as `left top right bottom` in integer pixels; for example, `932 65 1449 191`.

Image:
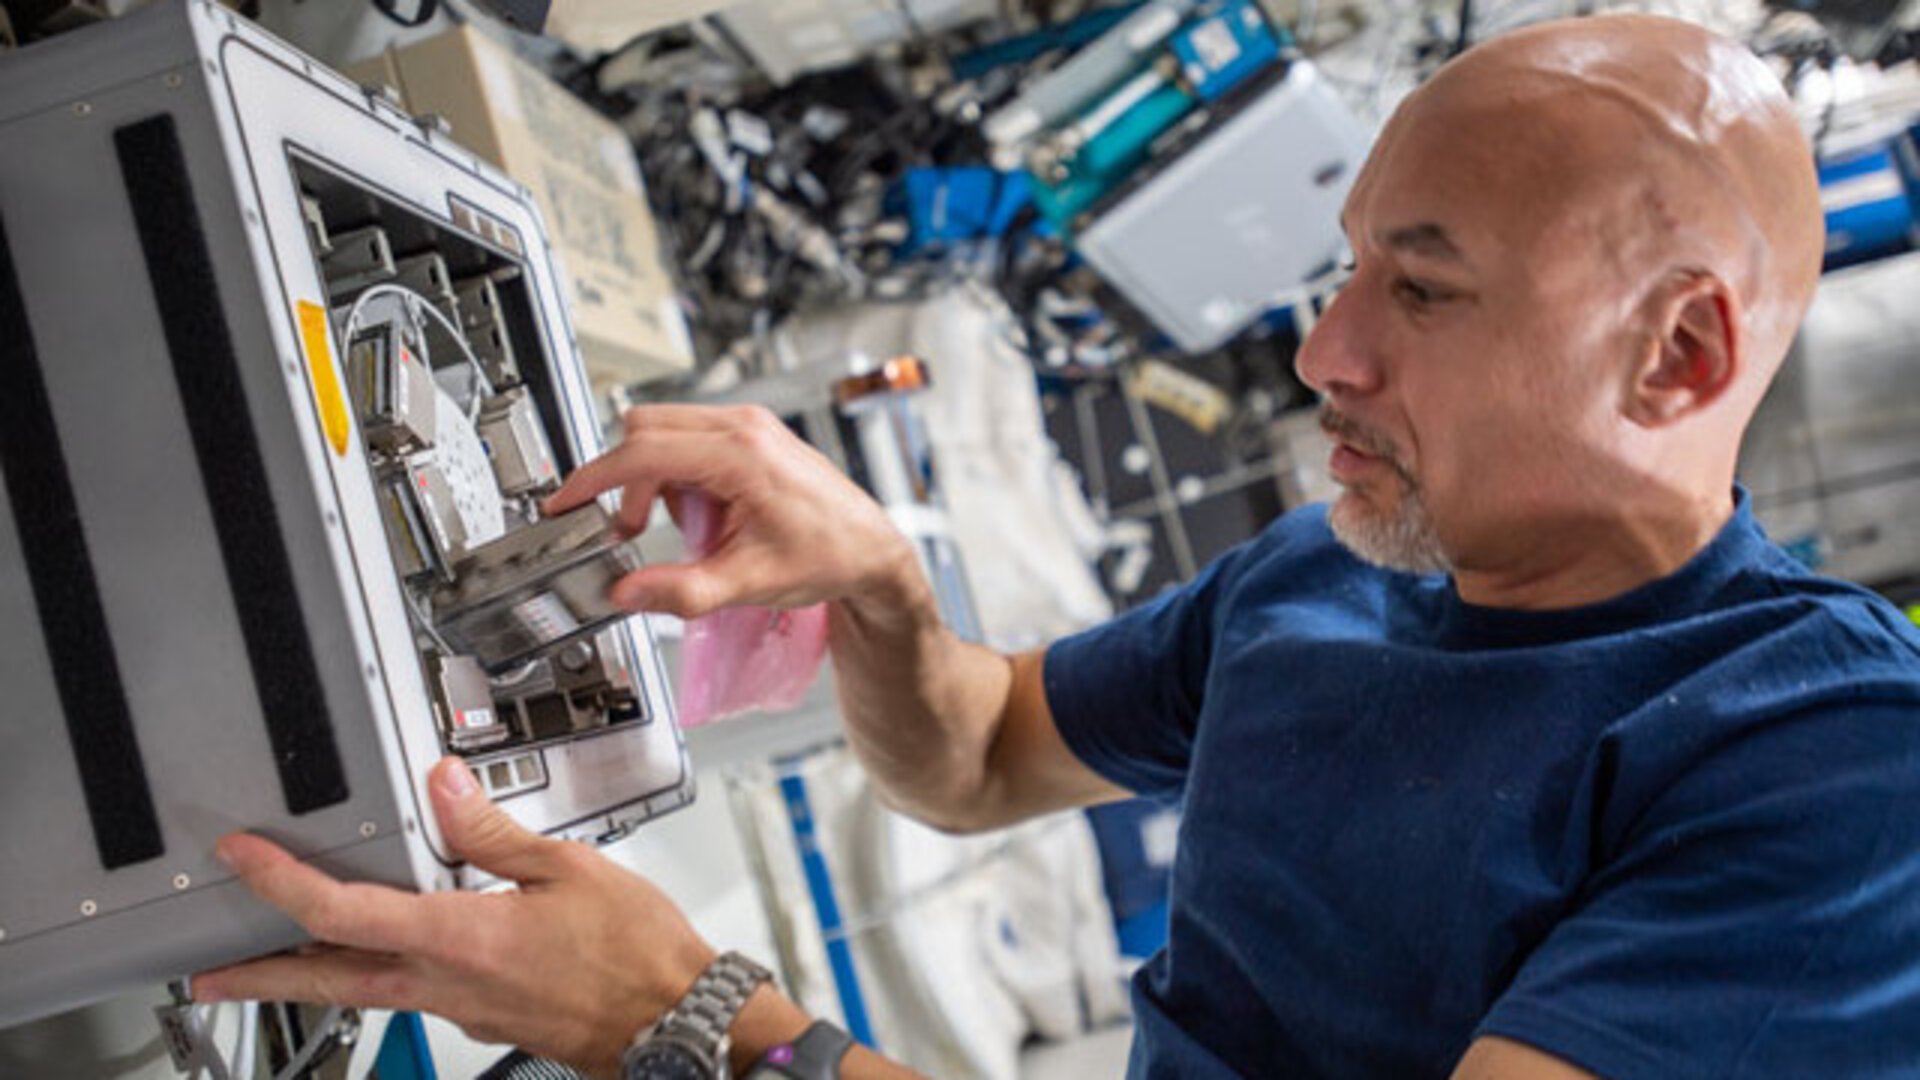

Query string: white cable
231 1001 259 1080
270 1006 344 1080
337 282 496 419
488 658 544 687
401 579 459 656
186 1004 234 1080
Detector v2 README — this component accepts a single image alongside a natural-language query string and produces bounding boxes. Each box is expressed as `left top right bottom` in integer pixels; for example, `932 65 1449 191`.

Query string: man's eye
1394 278 1447 306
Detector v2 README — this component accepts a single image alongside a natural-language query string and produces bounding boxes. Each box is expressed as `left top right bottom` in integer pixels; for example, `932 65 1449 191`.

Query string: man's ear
1624 270 1741 427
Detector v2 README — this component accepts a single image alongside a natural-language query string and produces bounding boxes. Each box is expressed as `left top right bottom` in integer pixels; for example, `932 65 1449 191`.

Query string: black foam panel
115 115 350 815
0 213 167 870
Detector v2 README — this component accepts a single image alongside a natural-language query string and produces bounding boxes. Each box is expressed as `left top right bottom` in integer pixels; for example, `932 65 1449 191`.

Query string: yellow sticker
296 300 351 456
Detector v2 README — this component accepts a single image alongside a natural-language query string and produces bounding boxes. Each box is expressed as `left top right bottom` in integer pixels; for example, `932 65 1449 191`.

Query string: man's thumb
430 757 562 883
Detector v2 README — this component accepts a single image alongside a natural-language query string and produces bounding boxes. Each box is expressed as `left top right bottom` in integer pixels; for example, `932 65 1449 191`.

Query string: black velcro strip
115 115 349 815
0 214 166 869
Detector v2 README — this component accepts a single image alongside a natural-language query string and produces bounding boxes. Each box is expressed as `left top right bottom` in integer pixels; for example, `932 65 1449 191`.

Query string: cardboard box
544 0 739 54
351 27 694 391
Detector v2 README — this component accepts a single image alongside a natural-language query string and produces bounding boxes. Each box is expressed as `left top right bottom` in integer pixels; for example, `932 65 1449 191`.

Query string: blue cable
777 770 879 1048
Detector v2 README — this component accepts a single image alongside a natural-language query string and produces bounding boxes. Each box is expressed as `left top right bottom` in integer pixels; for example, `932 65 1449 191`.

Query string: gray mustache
1317 404 1418 486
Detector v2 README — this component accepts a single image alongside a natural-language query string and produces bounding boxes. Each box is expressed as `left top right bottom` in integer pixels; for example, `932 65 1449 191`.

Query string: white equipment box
1076 61 1366 354
0 0 690 1027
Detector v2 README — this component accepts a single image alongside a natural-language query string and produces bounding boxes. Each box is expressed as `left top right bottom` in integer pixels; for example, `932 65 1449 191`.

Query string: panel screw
72 102 92 117
80 900 98 917
359 821 377 839
557 641 594 673
173 874 191 891
164 73 184 89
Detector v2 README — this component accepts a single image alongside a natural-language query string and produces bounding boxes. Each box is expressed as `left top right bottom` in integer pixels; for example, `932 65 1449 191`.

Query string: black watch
621 952 773 1080
742 1021 855 1079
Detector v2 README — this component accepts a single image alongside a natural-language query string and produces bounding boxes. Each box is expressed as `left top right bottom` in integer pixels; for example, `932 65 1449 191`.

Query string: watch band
744 1020 855 1079
627 951 773 1076
658 951 774 1047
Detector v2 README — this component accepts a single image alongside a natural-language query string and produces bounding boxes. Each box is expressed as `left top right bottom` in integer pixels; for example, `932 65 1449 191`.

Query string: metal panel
0 0 690 1027
0 210 164 872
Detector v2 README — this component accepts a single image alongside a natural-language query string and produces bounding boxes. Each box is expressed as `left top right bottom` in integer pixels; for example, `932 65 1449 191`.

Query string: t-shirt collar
1432 487 1769 649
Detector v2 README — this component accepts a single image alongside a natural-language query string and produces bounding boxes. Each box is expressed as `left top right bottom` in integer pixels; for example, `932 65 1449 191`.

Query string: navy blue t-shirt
1045 494 1920 1078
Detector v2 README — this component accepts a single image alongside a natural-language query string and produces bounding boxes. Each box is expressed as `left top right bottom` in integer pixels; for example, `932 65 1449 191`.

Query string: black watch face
623 1042 715 1080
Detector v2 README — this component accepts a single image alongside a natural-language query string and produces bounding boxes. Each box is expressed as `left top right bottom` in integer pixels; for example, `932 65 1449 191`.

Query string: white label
511 592 579 643
1189 19 1240 73
431 384 506 547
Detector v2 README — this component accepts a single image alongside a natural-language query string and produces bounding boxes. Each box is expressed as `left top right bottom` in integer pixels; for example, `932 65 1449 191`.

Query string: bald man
194 14 1920 1080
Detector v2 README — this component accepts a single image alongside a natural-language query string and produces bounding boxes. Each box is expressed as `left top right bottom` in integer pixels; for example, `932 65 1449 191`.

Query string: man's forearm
826 548 1017 832
726 986 926 1079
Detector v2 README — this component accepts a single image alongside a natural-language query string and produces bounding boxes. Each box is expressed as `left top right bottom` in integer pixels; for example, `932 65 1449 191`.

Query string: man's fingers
613 479 665 537
216 834 430 955
192 948 427 1012
609 555 760 617
429 758 570 884
544 428 739 520
662 486 690 530
621 404 737 435
543 446 630 517
543 439 655 517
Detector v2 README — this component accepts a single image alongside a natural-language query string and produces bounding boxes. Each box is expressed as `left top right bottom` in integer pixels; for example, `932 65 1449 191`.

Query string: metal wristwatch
742 1020 855 1080
621 951 773 1080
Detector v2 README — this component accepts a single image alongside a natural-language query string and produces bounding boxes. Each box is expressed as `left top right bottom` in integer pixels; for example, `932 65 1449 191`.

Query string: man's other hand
543 405 921 619
191 757 720 1077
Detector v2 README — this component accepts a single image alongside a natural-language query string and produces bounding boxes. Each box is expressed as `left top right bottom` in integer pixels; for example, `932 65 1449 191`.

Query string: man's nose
1294 287 1384 399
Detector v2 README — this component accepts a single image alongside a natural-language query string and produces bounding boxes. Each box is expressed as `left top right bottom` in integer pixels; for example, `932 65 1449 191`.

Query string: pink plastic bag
674 490 829 727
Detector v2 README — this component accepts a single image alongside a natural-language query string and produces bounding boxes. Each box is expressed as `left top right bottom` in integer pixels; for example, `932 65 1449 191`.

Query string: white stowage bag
775 282 1114 650
731 747 1132 1080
